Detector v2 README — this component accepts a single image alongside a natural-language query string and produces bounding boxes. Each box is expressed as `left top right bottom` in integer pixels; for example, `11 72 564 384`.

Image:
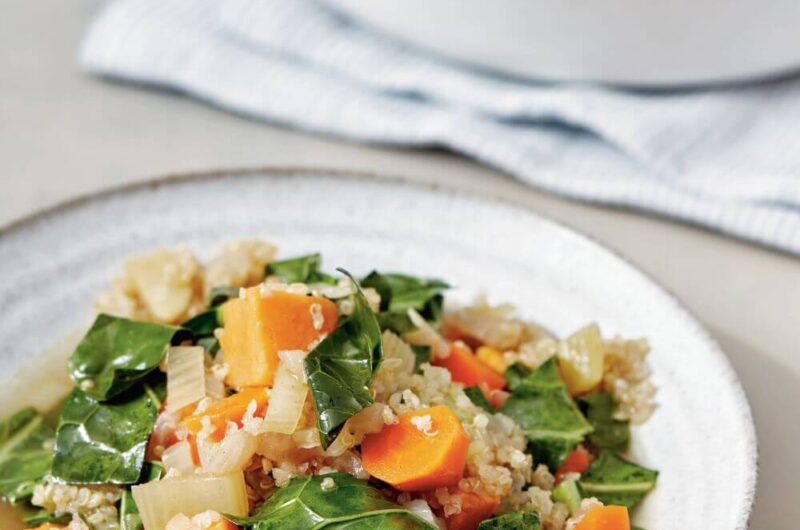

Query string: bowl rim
0 166 758 527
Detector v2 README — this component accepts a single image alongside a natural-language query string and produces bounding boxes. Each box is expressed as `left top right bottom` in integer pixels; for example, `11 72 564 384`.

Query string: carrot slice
488 389 510 410
555 445 592 483
574 505 630 530
361 406 469 491
182 387 269 441
208 519 239 530
443 490 499 530
433 343 506 391
220 288 338 388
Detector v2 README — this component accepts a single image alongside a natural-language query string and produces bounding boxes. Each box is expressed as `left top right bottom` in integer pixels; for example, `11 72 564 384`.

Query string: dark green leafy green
477 511 540 530
266 253 337 285
183 286 238 354
183 286 240 354
197 336 221 355
410 344 430 373
24 512 63 526
500 358 592 470
120 462 164 530
504 363 531 392
362 272 449 313
232 473 436 530
578 393 630 451
361 271 448 334
15 503 66 527
207 286 240 307
464 386 493 413
579 451 658 509
69 314 191 401
0 408 55 504
181 307 222 338
51 384 161 484
181 304 223 354
305 271 383 449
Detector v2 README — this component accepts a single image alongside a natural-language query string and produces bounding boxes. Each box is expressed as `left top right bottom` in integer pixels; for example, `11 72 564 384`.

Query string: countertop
2 1 798 527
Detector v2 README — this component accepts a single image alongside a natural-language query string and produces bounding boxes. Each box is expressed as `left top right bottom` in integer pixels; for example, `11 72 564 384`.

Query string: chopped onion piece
131 471 248 530
197 429 257 474
161 440 195 475
380 331 416 375
405 309 450 359
348 403 388 434
166 510 226 530
262 350 307 434
292 428 321 449
404 499 442 528
166 346 206 413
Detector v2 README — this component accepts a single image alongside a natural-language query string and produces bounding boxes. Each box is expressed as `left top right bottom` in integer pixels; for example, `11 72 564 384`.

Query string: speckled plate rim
0 166 757 528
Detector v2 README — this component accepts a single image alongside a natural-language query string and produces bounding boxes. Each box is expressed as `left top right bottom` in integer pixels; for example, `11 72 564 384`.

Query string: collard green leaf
181 306 223 353
207 286 240 308
477 511 540 530
578 392 630 451
51 384 160 484
183 282 242 353
361 272 448 334
197 336 221 355
504 363 531 392
233 473 436 530
266 253 337 284
305 271 383 449
579 451 658 509
181 307 222 338
373 312 417 335
361 272 449 313
69 314 191 401
500 358 592 470
24 511 63 526
120 462 164 530
182 287 236 354
14 503 66 527
464 386 494 413
0 408 55 504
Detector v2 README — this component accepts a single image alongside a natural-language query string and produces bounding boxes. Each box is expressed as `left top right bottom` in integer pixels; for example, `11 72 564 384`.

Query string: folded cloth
81 0 800 254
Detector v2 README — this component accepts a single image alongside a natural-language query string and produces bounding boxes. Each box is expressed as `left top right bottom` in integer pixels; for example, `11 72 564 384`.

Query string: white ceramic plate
324 0 800 86
0 169 756 528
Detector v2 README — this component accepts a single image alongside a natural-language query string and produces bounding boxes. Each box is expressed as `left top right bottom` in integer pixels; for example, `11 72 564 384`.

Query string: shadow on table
709 326 800 529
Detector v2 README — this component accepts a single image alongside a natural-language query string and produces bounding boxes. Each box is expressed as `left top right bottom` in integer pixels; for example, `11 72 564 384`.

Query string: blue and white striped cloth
81 0 800 255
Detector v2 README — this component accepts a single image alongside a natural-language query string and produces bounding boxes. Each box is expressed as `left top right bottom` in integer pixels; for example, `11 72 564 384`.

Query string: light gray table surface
2 1 798 527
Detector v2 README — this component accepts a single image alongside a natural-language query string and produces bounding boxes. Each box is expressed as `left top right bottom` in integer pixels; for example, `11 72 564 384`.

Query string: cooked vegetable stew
0 240 657 530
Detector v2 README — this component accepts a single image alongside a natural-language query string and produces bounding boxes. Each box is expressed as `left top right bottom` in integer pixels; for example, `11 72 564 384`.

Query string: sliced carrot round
361 405 469 491
574 505 630 530
443 490 499 530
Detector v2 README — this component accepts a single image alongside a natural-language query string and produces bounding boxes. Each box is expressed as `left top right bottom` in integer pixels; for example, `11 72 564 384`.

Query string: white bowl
324 0 800 86
0 169 757 528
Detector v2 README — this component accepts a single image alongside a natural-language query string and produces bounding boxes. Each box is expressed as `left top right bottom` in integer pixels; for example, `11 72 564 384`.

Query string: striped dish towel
81 0 800 255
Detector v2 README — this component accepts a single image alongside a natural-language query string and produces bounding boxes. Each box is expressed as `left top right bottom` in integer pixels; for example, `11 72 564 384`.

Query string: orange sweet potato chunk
220 288 337 388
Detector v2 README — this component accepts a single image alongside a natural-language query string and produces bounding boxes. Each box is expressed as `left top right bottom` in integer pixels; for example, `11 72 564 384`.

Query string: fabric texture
80 0 800 254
